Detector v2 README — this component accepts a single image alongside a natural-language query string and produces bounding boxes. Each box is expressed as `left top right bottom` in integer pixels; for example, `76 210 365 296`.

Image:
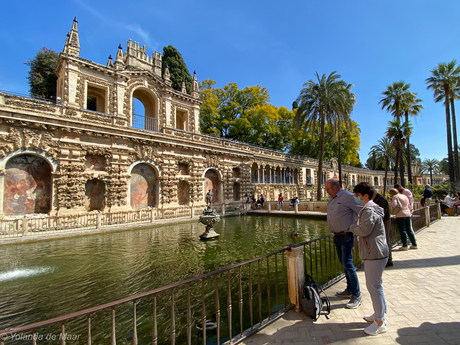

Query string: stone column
424 206 430 227
286 246 305 312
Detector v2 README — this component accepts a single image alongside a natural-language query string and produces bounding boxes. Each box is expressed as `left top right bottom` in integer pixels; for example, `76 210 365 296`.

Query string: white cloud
73 0 158 51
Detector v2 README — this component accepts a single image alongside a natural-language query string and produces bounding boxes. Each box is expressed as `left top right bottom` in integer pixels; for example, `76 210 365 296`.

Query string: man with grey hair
325 179 363 309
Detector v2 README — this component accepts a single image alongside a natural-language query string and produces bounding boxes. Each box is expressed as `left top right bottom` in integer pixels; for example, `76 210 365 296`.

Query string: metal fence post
286 246 305 312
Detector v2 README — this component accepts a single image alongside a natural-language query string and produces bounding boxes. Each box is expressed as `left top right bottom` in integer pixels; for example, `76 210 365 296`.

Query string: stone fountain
199 190 221 240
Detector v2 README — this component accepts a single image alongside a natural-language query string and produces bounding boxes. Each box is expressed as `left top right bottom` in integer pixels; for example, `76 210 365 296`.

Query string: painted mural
85 155 105 171
84 179 106 211
3 155 52 216
204 169 219 203
130 164 157 209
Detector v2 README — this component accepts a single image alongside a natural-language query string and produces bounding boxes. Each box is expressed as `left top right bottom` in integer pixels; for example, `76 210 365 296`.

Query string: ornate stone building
0 19 448 219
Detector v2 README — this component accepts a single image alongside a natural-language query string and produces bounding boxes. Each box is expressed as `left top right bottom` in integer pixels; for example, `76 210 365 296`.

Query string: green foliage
290 121 361 166
199 80 295 151
25 47 58 101
162 45 192 94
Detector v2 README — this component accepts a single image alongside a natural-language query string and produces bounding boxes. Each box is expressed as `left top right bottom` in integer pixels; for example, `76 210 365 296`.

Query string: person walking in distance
325 179 363 309
423 185 433 206
278 193 284 211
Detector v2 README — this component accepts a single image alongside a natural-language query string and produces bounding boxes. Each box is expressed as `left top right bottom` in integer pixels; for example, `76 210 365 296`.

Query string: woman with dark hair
350 182 389 336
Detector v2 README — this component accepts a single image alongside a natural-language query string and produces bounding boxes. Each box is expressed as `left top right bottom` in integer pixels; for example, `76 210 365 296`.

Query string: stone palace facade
0 19 447 219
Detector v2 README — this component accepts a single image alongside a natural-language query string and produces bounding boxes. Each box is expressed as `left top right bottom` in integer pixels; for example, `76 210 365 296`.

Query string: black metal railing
0 249 290 345
132 113 159 132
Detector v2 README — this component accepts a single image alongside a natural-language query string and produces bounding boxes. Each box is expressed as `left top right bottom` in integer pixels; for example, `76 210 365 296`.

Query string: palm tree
386 119 412 185
369 137 395 194
379 81 413 186
334 82 355 186
421 158 440 186
295 71 345 201
426 60 460 183
401 93 423 186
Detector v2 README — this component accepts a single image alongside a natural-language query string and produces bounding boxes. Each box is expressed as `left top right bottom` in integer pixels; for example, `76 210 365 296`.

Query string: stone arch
129 163 159 209
131 86 159 131
84 178 106 211
2 153 53 216
177 180 190 205
251 162 259 183
203 168 222 203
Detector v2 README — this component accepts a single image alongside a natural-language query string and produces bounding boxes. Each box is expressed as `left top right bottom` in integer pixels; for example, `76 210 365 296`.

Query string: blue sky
1 0 459 164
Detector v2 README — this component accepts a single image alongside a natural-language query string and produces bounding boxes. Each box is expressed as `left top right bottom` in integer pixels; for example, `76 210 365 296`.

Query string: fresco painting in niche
85 155 105 171
204 169 219 203
84 179 105 211
130 164 156 209
3 155 52 216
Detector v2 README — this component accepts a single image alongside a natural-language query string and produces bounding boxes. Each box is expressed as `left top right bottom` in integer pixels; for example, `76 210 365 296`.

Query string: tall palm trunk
316 114 325 201
450 98 459 182
399 141 405 186
338 122 343 187
444 85 455 182
394 149 399 184
384 157 389 195
405 112 412 186
430 169 433 186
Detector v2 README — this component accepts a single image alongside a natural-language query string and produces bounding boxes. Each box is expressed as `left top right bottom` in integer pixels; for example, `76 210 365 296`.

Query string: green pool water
0 215 328 343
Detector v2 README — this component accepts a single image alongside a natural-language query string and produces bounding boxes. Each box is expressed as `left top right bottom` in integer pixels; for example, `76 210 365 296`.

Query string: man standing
372 191 392 266
394 184 413 212
325 179 363 309
423 185 433 206
278 193 284 211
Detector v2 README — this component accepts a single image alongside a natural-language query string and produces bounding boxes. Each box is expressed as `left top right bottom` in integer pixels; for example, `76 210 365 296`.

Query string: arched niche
3 154 52 216
130 163 158 209
177 180 190 205
84 179 106 211
233 182 240 201
204 169 221 203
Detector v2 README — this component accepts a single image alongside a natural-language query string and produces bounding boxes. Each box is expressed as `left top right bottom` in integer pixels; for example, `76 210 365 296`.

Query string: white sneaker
364 321 387 336
363 314 375 322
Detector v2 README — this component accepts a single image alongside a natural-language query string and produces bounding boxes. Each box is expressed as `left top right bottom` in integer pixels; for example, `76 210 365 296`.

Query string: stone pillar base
286 246 305 312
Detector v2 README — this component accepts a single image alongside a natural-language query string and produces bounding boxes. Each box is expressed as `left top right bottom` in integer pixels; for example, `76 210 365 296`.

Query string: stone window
175 109 188 131
232 168 240 178
178 163 189 175
86 83 107 113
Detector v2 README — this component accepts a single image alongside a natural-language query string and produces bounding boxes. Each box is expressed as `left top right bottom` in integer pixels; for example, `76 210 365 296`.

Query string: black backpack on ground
301 274 331 321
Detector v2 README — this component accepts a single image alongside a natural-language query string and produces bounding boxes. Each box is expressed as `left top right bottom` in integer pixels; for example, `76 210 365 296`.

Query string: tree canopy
199 79 294 151
25 47 58 101
162 45 192 94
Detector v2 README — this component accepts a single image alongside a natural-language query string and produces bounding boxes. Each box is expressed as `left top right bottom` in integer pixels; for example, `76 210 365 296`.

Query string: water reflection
0 215 327 330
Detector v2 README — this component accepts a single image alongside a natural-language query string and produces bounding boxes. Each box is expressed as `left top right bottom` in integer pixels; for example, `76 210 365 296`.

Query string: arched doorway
204 169 220 203
85 179 106 211
130 164 158 209
132 88 158 132
3 154 52 216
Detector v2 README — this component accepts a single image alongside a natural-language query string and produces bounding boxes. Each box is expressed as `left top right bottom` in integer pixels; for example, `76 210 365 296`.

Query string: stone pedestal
199 206 220 240
286 246 305 312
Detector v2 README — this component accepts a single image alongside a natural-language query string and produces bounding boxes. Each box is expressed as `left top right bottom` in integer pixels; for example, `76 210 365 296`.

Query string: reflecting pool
0 215 327 336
